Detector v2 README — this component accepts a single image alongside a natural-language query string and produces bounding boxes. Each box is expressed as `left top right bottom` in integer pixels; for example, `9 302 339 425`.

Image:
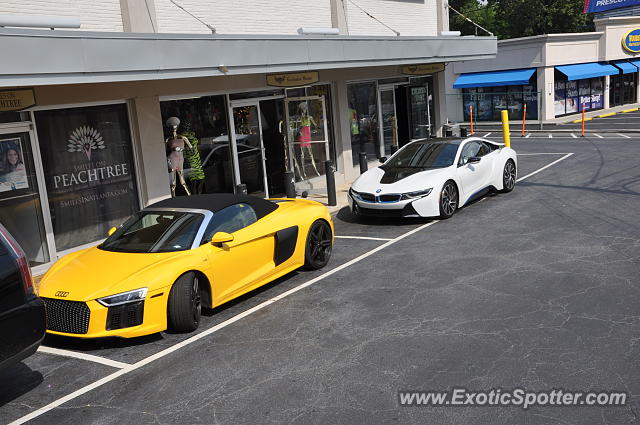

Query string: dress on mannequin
165 116 192 197
295 104 320 179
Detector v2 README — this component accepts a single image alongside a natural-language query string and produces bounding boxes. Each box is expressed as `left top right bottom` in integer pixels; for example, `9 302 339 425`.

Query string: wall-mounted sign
623 28 640 53
584 0 640 13
266 71 319 87
35 103 139 251
401 63 445 75
0 89 36 112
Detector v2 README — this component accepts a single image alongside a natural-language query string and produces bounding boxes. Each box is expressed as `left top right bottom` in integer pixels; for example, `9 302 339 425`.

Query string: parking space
2 135 639 425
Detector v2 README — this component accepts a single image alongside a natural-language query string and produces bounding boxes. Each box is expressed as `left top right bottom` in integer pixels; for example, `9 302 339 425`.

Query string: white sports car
348 137 517 219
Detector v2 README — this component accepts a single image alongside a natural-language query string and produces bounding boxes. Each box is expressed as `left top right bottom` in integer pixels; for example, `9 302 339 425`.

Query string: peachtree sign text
584 0 640 13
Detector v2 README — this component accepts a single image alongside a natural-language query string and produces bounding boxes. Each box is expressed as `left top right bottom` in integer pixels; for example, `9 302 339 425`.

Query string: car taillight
0 225 34 295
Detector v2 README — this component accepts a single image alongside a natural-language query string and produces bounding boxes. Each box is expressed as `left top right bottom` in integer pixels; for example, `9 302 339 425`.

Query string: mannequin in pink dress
165 116 192 197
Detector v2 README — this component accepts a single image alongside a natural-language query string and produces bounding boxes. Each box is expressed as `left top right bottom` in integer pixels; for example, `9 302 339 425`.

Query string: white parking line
525 133 531 138
571 133 577 138
618 133 631 139
594 133 603 138
517 153 573 156
335 235 393 241
9 154 577 425
483 132 492 137
37 346 131 369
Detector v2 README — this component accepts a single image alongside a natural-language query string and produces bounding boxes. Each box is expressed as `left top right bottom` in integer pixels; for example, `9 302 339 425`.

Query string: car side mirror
467 156 481 164
211 232 234 245
379 156 387 164
107 226 117 237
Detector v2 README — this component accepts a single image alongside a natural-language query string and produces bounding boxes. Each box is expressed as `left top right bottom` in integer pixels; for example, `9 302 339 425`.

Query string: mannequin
165 116 192 197
295 103 320 179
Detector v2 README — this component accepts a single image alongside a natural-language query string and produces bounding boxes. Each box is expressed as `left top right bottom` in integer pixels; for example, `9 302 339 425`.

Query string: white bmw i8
348 137 517 219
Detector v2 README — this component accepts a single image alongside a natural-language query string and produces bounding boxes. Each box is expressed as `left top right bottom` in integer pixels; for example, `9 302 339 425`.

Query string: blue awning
555 62 619 80
628 59 640 70
612 61 638 74
453 68 536 89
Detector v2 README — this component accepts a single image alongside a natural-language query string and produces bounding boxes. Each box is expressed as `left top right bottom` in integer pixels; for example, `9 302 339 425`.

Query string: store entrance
229 98 287 198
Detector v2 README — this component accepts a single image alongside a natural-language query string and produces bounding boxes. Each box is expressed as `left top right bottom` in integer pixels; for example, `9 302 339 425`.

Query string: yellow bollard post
501 110 511 148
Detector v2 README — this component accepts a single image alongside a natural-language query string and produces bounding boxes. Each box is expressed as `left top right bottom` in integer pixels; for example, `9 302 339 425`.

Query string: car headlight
97 288 148 307
400 188 433 200
349 188 363 201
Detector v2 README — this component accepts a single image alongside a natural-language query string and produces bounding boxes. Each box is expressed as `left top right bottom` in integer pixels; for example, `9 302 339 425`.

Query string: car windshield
100 211 204 253
383 142 459 169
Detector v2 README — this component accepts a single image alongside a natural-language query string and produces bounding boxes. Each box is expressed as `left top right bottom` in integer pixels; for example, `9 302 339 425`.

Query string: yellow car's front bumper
42 288 170 339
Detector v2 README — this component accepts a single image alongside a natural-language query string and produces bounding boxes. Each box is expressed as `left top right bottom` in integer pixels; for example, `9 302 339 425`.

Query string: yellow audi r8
38 194 334 338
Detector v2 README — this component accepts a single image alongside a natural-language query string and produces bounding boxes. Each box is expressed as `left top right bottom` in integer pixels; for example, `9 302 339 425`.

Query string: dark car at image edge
0 223 46 371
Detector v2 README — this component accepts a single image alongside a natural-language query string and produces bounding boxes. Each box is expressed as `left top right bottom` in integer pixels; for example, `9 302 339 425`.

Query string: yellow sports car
38 194 334 338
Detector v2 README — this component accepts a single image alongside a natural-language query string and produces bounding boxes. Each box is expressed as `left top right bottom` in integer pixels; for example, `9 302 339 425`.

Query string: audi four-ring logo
55 291 69 297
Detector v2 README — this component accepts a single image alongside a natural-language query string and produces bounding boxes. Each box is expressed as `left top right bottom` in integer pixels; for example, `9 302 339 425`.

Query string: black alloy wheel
168 272 202 332
303 220 333 270
502 160 516 193
439 181 458 219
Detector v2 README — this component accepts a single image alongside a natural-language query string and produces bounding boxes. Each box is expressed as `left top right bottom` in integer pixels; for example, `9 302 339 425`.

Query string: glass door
0 126 50 267
229 101 269 197
284 96 329 195
378 88 398 157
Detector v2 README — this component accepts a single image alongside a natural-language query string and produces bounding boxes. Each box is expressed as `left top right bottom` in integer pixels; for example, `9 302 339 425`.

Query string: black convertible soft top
146 194 278 220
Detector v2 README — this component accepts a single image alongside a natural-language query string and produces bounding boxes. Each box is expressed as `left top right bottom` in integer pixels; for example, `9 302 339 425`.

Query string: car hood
38 247 183 301
352 166 452 194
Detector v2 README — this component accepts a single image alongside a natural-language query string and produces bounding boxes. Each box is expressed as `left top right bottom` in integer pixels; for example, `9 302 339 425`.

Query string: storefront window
566 81 579 114
160 95 233 195
408 77 434 139
610 73 637 107
554 80 566 116
35 104 139 252
554 75 603 117
0 111 29 124
347 82 379 165
579 79 592 111
0 130 49 266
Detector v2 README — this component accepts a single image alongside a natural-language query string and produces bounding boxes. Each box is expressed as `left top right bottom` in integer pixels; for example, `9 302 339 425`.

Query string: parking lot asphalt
2 135 639 424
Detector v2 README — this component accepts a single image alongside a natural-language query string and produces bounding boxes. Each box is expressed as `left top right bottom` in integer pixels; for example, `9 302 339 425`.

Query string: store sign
267 71 319 87
35 104 139 251
584 0 640 13
0 89 36 112
622 28 640 53
401 63 445 75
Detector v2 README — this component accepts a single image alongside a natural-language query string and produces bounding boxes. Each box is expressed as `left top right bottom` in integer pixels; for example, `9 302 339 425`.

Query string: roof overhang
0 28 497 87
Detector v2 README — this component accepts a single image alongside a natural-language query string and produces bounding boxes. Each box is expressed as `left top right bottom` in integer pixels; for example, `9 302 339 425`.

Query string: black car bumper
0 297 46 371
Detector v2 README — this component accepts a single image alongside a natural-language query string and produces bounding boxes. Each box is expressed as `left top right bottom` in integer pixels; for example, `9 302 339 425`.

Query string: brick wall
155 0 333 35
345 0 437 36
0 0 123 32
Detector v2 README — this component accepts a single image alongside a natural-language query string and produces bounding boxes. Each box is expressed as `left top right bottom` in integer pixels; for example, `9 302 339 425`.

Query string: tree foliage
449 0 594 39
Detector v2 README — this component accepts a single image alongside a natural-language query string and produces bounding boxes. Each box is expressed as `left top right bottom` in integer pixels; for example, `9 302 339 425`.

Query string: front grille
106 301 144 330
42 298 90 334
379 194 402 202
359 192 376 202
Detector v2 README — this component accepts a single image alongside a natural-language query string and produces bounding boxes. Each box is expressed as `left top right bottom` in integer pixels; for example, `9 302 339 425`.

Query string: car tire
439 180 458 219
501 159 517 193
303 220 333 270
168 272 201 332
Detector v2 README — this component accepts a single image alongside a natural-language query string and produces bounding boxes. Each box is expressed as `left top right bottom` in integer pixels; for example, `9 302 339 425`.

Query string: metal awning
612 60 638 74
452 68 536 89
0 28 497 87
555 62 619 81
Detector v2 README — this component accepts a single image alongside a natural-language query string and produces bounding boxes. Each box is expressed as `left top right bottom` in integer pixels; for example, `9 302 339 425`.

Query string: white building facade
0 0 496 273
447 16 640 123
